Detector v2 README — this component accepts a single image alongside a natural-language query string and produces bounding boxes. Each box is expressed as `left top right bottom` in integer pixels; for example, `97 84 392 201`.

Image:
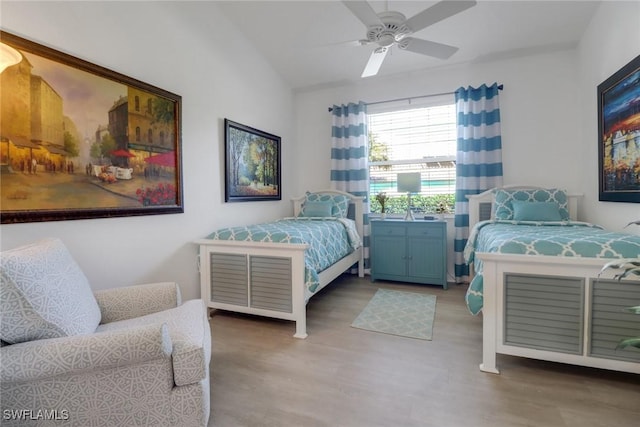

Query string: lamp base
404 209 415 221
404 192 415 221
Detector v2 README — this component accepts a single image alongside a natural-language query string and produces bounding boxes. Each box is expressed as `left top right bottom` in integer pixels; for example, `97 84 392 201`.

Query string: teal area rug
351 289 436 340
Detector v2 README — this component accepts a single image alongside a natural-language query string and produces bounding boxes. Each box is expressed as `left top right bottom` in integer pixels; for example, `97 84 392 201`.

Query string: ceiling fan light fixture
378 34 395 47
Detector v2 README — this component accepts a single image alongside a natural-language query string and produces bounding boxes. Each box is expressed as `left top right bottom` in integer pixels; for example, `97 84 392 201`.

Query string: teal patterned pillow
304 192 350 218
494 188 569 220
512 201 563 221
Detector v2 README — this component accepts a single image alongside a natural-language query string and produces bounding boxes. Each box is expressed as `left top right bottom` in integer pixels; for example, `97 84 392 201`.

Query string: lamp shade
397 172 421 193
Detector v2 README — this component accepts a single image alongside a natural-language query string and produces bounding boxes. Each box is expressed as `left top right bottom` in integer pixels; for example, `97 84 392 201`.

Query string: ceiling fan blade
342 0 383 28
303 39 368 50
398 37 458 60
335 39 370 48
405 0 477 33
361 47 389 78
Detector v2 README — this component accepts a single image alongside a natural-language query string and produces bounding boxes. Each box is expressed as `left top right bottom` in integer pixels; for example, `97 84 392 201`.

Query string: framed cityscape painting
0 31 183 223
597 54 640 203
224 119 281 202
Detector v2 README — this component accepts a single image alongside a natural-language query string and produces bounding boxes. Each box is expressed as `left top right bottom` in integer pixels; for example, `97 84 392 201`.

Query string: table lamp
397 172 421 221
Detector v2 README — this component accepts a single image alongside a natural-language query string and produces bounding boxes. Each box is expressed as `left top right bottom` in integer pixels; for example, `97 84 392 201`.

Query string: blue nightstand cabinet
370 219 447 289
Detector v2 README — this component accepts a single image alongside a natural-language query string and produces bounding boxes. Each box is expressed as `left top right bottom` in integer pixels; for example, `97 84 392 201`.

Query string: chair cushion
0 238 101 344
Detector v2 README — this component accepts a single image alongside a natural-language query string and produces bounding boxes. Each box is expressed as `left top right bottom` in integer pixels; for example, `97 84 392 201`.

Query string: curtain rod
327 85 504 112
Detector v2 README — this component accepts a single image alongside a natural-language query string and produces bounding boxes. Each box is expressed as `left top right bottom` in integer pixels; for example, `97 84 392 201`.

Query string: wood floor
207 276 640 427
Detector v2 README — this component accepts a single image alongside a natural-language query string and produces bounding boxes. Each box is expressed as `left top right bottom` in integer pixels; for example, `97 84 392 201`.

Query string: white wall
578 0 640 234
294 49 584 194
0 1 296 300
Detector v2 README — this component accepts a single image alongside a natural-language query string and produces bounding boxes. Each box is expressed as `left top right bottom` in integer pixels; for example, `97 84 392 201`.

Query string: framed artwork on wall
0 31 183 224
597 54 640 203
224 119 281 202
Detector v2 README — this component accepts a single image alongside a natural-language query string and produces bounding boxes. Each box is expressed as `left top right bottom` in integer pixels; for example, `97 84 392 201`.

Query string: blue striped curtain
454 83 503 282
330 101 371 270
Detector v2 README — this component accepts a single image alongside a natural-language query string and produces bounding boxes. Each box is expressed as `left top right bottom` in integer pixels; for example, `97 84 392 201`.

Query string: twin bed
197 185 639 376
195 190 363 338
465 186 640 374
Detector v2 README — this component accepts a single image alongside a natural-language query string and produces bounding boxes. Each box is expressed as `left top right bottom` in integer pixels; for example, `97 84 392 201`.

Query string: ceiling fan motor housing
366 11 411 47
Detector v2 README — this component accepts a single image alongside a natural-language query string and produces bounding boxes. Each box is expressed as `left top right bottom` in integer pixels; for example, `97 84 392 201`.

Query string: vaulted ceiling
217 1 601 91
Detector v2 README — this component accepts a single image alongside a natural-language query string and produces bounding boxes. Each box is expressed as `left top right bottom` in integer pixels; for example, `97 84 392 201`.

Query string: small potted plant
435 200 449 220
375 192 389 219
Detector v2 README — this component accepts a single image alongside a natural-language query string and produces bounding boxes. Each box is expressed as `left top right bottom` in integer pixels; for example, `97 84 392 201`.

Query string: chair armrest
95 282 182 323
170 300 211 386
0 323 172 384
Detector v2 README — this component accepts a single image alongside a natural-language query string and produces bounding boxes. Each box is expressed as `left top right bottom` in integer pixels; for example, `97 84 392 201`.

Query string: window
368 94 456 215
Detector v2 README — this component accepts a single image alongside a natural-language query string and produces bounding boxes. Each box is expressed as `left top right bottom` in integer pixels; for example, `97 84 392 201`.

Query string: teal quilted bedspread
464 221 640 315
207 218 361 299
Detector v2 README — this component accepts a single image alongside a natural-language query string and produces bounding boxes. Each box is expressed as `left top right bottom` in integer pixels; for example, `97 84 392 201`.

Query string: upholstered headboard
466 185 582 230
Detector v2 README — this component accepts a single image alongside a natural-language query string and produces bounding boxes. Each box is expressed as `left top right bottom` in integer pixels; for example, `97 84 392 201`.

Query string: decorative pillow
512 201 563 221
299 200 333 217
0 238 101 344
304 192 350 218
494 188 569 220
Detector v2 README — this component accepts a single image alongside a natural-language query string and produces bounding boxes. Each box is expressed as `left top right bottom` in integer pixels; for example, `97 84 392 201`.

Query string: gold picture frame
0 31 183 223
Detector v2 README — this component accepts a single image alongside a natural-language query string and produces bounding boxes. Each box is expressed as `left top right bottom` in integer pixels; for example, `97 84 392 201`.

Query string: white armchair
0 238 210 426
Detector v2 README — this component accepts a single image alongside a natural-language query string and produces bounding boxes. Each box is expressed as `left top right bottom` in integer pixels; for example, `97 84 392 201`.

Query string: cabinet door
372 235 407 277
407 236 444 282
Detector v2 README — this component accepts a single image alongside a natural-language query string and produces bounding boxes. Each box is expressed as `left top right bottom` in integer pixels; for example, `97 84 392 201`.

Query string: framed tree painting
597 54 640 203
0 31 183 223
224 119 281 202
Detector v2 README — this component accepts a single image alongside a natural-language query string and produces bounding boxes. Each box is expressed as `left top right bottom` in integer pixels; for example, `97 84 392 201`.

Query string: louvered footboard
208 253 293 312
479 253 640 374
196 240 309 338
195 239 363 338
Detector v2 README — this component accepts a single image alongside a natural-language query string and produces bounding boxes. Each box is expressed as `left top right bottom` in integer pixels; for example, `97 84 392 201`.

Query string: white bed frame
467 186 640 374
195 190 364 339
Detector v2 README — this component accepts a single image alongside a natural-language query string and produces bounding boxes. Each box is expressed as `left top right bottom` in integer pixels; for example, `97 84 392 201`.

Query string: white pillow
0 238 101 344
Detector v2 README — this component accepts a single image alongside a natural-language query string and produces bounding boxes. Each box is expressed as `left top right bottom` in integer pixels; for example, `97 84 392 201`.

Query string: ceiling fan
342 0 477 77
